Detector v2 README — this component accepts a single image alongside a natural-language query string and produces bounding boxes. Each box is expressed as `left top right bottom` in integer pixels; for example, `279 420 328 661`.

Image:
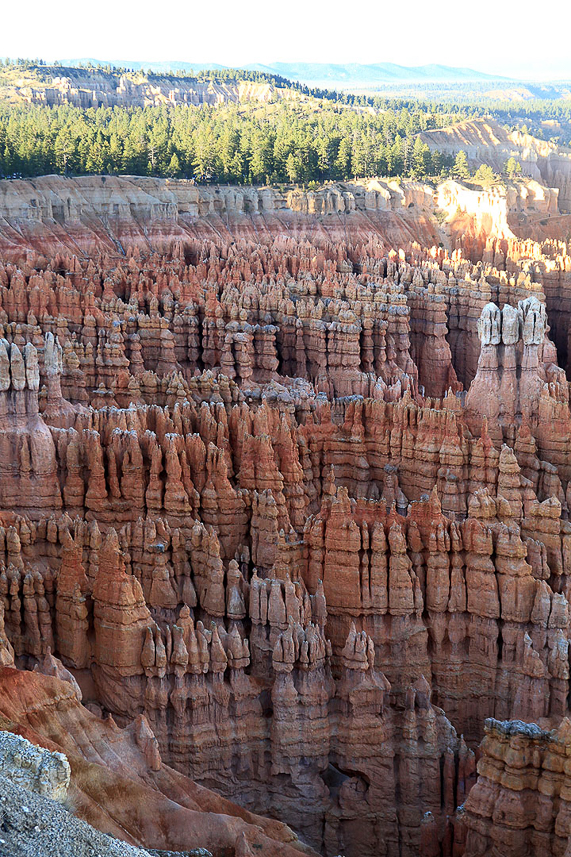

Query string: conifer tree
454 150 470 179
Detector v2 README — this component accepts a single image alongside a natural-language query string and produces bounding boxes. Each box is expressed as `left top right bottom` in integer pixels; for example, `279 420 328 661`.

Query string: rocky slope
0 668 313 856
0 728 157 857
0 175 570 855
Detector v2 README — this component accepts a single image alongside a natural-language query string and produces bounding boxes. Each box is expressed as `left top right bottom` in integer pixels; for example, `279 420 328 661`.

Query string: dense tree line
0 101 461 183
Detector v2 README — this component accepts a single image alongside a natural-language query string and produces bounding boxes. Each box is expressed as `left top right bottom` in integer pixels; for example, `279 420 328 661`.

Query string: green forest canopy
0 101 462 183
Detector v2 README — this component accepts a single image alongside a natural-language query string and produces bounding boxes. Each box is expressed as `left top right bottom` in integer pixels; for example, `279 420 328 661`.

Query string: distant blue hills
60 59 510 85
245 62 509 84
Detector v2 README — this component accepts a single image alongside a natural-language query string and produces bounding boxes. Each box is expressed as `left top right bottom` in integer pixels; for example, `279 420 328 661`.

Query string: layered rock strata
0 175 442 262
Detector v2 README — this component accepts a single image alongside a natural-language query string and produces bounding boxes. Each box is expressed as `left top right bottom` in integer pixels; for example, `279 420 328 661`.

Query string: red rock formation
0 178 570 856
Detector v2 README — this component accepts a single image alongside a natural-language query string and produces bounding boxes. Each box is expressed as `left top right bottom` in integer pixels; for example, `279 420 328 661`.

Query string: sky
2 0 571 81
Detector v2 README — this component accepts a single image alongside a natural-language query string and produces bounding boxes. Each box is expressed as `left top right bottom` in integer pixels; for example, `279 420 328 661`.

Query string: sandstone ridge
0 67 304 108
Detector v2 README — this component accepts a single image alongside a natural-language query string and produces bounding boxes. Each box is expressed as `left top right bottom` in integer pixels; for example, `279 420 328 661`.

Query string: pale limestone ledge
0 175 437 223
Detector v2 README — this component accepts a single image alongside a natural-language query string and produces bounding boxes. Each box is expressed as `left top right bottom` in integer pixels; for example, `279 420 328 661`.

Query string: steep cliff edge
436 178 563 245
0 175 442 261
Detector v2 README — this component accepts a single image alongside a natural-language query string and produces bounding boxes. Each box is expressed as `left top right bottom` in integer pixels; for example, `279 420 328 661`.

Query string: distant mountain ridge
246 62 509 84
62 59 510 85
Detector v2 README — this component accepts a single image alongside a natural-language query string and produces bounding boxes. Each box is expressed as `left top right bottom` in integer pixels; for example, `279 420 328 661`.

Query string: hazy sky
2 0 570 80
